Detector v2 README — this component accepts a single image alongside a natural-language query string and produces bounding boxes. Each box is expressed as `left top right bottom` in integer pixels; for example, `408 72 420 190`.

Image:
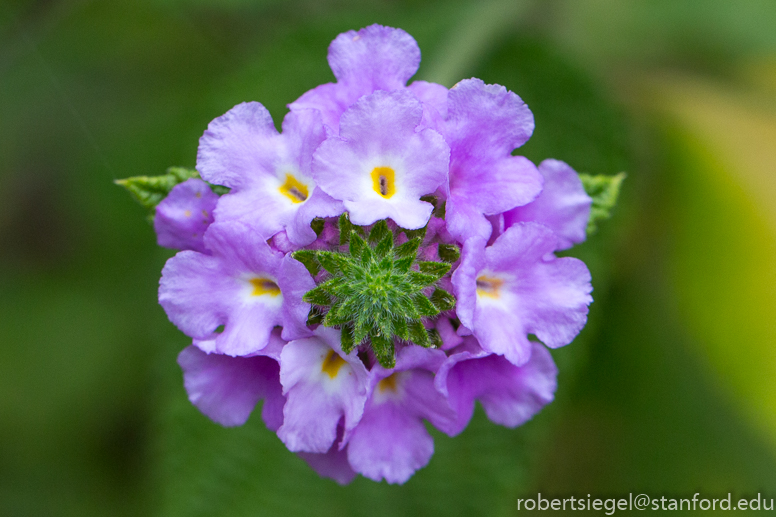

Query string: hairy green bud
295 216 455 368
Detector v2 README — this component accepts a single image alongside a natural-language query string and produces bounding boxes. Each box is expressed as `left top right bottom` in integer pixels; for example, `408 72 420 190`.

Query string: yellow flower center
371 166 396 198
321 349 347 379
278 174 309 203
476 275 504 298
249 277 281 297
377 373 399 393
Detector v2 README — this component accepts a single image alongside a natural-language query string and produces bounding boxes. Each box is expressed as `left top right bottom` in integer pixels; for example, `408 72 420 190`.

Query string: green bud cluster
293 214 459 368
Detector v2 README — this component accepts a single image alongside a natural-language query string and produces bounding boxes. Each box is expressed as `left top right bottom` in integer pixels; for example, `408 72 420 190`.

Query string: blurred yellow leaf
641 69 776 451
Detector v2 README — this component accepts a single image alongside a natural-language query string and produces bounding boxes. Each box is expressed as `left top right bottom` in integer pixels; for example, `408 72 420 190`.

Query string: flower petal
197 102 279 189
177 345 285 429
505 159 592 250
297 445 357 485
435 339 556 433
346 402 433 484
445 78 534 155
328 24 420 93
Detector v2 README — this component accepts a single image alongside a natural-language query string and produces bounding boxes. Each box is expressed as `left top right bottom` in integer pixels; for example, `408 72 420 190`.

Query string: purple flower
312 89 450 229
159 221 315 356
154 178 218 253
177 329 286 430
277 327 369 453
451 221 593 366
289 24 422 132
504 159 592 250
434 338 557 435
345 345 456 484
197 103 343 247
442 79 543 243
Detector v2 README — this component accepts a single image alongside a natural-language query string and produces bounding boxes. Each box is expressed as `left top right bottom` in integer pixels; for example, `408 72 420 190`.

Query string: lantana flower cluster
153 25 594 484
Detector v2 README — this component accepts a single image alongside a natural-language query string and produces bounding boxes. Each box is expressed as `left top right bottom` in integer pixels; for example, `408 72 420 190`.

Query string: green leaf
578 172 626 234
115 167 229 223
375 314 394 343
377 256 393 273
420 194 437 208
408 271 438 288
434 200 446 219
316 251 345 275
291 250 320 276
352 312 372 346
392 317 409 341
368 220 389 243
338 213 354 245
408 320 430 347
323 302 348 326
349 232 367 259
340 324 355 354
430 288 456 312
418 261 451 279
403 226 427 241
374 232 394 258
395 294 420 319
296 219 459 367
360 244 375 265
306 307 324 326
302 286 332 306
394 256 415 273
438 243 461 263
371 335 396 368
316 277 344 295
310 217 325 237
428 328 443 348
412 293 440 317
395 237 421 259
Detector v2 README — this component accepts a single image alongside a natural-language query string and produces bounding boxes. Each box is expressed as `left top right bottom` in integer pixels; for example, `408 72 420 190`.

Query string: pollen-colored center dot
377 373 399 393
321 349 347 379
278 173 309 203
371 166 396 198
476 275 504 298
249 277 281 297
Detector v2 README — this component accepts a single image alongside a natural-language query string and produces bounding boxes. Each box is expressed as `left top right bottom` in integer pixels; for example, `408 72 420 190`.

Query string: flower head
117 23 622 485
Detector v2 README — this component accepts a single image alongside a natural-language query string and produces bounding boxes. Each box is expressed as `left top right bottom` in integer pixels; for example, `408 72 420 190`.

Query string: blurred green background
1 0 775 515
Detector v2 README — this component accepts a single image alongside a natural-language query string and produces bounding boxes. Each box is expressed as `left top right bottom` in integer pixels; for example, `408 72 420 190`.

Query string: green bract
579 172 626 234
294 214 458 368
